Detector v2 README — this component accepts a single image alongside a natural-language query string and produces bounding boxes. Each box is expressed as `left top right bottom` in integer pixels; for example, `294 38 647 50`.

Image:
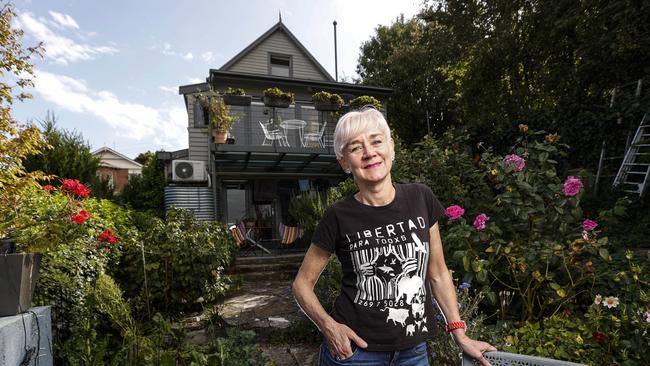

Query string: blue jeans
319 341 429 366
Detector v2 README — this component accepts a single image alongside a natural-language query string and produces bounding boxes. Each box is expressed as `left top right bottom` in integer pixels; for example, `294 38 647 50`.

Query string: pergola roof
212 144 344 178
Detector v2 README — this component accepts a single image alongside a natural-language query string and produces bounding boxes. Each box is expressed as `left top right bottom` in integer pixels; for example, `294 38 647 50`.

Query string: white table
280 119 306 147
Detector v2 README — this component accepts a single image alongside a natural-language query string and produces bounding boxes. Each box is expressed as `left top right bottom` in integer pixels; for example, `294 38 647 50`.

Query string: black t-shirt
312 183 445 351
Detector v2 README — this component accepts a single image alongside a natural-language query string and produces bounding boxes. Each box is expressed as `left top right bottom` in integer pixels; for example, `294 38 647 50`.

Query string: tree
119 151 165 216
23 111 101 186
0 2 45 192
357 0 650 168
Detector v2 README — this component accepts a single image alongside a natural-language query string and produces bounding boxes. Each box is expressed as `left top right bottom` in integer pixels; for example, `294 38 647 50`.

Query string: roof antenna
279 10 282 23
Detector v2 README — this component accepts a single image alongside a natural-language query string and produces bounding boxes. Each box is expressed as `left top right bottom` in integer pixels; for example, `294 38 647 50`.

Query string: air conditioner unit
172 160 207 182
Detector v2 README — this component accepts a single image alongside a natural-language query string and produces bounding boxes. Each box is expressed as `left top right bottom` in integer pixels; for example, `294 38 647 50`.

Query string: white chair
462 352 587 366
302 121 327 148
259 121 287 146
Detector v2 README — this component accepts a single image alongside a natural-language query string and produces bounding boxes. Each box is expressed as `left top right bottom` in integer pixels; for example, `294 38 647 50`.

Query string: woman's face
338 128 393 185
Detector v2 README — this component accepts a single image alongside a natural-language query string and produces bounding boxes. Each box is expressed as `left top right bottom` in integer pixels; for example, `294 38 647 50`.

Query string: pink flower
503 154 525 172
645 311 650 324
473 213 490 231
582 230 589 241
445 205 465 220
562 176 583 197
583 219 598 231
43 184 55 193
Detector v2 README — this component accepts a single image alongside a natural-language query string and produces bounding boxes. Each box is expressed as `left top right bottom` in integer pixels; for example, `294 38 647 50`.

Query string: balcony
211 101 342 178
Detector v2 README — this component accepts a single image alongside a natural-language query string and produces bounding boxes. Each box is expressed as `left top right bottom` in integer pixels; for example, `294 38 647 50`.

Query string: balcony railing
223 102 336 150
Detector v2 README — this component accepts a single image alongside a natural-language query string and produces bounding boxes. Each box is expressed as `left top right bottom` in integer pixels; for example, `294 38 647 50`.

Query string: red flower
43 185 55 193
71 210 91 225
61 179 91 198
592 331 607 344
98 229 119 244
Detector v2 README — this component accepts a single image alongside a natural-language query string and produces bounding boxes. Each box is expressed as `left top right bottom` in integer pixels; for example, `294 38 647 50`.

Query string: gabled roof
219 21 335 82
92 146 143 169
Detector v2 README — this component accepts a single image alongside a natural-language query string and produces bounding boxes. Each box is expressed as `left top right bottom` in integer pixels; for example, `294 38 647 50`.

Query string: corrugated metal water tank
164 186 215 221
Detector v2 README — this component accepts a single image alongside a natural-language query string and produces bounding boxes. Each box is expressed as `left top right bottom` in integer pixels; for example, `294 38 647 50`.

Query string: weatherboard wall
225 30 329 81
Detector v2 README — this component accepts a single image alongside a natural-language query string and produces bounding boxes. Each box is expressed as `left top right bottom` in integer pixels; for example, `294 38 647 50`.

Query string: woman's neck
354 178 396 206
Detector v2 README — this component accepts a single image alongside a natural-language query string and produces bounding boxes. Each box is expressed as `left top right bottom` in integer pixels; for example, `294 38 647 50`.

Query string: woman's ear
338 158 351 174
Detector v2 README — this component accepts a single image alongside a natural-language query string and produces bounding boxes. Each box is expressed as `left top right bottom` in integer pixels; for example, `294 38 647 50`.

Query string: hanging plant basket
314 101 342 111
0 253 42 316
263 96 291 108
222 94 252 106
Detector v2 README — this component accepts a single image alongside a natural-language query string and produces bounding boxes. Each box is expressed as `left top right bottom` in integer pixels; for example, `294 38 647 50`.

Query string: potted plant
263 87 294 108
0 179 114 317
312 91 344 111
222 87 252 106
348 95 383 111
198 94 238 143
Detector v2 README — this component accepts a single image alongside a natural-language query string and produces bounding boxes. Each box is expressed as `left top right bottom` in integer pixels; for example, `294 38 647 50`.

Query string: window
269 54 291 77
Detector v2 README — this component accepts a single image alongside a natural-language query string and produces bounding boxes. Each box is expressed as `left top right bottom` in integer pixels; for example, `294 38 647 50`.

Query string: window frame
268 53 293 77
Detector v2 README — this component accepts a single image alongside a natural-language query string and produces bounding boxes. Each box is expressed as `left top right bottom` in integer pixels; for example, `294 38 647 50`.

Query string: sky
11 0 422 159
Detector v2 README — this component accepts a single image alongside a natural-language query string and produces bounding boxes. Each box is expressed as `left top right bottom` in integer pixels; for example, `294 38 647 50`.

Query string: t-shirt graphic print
312 183 445 351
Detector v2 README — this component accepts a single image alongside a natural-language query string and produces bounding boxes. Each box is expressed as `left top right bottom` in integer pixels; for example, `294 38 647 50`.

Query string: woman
292 107 496 365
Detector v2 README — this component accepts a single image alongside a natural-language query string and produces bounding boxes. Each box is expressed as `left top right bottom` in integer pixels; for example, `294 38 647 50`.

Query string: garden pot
263 96 291 108
314 101 342 111
212 130 228 144
222 94 252 106
0 253 42 316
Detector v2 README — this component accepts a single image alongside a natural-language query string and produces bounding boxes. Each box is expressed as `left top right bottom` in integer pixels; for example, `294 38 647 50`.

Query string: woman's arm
427 223 496 366
292 244 368 360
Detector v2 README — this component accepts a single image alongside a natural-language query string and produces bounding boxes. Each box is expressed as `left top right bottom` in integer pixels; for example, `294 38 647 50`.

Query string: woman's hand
323 320 368 360
453 332 497 366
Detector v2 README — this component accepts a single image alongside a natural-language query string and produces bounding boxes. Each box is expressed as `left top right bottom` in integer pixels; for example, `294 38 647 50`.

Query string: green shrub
312 91 344 105
348 95 382 110
116 208 236 315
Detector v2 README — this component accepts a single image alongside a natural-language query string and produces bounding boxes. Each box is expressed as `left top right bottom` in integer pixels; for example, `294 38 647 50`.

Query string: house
92 147 143 193
164 19 392 241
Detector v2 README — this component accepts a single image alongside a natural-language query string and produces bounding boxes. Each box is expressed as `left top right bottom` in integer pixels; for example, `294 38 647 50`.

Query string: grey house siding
186 94 210 163
226 31 330 81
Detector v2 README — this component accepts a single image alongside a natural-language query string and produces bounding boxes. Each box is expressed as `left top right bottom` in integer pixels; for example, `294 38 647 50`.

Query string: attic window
269 54 291 77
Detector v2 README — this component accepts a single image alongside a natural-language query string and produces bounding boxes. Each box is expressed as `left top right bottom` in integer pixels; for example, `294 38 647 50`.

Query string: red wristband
446 321 466 332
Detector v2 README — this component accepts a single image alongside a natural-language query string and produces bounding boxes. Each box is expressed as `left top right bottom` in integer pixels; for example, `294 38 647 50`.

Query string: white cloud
159 85 178 95
186 77 203 84
201 51 215 62
33 69 187 149
157 42 195 61
14 12 117 65
48 11 79 29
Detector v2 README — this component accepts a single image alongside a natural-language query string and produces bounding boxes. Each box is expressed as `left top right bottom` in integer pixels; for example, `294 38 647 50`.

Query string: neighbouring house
92 147 143 193
162 18 392 242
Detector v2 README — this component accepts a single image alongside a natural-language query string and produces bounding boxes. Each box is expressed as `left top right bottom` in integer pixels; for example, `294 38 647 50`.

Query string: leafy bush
393 129 493 213
312 91 344 105
348 95 382 110
428 281 492 364
224 87 246 96
442 128 643 321
116 208 236 315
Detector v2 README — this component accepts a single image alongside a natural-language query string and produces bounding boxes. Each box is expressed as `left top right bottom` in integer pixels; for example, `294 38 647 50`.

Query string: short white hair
333 107 392 159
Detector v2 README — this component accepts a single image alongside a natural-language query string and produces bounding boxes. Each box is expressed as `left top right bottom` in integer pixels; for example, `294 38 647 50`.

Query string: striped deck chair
229 222 273 255
279 222 304 248
229 223 256 254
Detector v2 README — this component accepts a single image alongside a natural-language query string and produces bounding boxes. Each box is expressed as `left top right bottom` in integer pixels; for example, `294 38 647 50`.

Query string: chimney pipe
333 20 338 82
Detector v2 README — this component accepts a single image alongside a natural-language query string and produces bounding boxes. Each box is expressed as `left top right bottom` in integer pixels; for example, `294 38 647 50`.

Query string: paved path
219 279 320 366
